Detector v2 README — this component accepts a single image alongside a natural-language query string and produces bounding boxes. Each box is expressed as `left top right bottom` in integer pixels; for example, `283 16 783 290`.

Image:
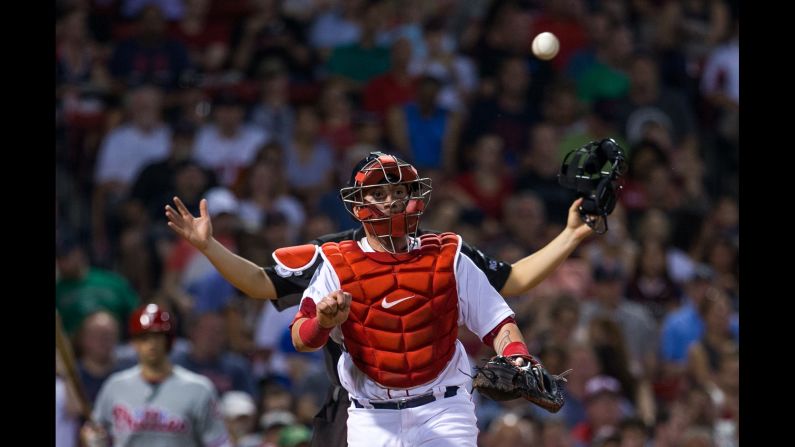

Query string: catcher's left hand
472 356 569 413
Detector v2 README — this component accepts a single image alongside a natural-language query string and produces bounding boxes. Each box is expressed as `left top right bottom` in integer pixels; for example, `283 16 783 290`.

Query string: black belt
351 386 459 410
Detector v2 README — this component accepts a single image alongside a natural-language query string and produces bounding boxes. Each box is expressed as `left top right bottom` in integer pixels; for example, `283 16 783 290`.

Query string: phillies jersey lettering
93 365 230 447
112 404 189 434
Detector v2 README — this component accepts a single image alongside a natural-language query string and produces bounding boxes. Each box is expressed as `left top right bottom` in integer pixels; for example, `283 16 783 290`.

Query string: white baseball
532 32 560 61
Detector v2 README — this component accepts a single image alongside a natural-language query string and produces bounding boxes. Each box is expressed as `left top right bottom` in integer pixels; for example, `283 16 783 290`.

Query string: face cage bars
339 157 433 253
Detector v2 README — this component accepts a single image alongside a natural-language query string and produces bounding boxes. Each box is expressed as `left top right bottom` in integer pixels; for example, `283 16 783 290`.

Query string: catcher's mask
340 152 432 253
558 138 628 234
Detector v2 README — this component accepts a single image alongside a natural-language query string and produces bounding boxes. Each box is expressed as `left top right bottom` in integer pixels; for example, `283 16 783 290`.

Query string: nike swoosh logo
381 295 416 309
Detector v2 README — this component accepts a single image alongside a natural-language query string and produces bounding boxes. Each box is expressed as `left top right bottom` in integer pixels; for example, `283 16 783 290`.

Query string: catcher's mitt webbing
472 356 568 413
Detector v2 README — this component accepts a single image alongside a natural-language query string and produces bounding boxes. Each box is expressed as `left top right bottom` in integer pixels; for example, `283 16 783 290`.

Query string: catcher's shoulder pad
272 245 320 276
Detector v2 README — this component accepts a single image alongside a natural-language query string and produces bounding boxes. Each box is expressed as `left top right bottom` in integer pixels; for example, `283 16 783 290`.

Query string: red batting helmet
129 303 176 349
340 152 432 252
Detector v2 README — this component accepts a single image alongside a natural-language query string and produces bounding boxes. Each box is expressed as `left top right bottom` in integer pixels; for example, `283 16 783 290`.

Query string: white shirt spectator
667 248 696 285
409 57 478 113
94 124 171 186
193 124 269 187
700 37 739 105
309 9 360 50
238 196 306 243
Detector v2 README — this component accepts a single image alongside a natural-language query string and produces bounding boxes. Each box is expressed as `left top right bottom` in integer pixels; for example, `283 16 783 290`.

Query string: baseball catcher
472 354 570 413
165 150 599 446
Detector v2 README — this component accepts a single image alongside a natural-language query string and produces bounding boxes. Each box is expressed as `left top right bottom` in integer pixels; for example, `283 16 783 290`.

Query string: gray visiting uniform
92 365 231 447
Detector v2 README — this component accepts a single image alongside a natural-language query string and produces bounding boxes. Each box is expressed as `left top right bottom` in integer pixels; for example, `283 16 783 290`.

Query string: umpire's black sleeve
458 240 513 292
264 264 318 311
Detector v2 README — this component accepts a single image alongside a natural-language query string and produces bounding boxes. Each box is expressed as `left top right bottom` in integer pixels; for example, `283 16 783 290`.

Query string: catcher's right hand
317 290 352 328
472 356 569 413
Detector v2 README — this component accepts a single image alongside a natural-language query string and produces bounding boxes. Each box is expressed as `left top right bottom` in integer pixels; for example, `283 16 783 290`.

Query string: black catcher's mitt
472 356 569 413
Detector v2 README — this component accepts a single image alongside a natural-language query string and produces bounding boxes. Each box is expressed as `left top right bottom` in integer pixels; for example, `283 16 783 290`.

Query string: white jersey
300 236 514 402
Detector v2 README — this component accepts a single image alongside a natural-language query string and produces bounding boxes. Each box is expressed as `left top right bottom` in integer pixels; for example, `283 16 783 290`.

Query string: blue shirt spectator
660 297 739 363
187 270 237 314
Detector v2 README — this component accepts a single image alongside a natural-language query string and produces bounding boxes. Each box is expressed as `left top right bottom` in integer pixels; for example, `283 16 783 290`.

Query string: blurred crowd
55 0 739 446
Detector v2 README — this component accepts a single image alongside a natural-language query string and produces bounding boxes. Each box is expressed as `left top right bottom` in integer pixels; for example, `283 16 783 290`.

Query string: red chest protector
321 233 460 388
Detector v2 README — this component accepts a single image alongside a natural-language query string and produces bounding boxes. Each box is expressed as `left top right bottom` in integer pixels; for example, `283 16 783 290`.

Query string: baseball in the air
532 32 560 60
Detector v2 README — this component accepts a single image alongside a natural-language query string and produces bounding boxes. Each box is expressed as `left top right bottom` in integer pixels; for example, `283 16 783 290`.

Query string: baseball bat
55 310 93 421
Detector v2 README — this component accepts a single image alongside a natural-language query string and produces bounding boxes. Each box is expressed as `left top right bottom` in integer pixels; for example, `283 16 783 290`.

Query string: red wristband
482 316 517 346
298 317 331 349
502 341 537 364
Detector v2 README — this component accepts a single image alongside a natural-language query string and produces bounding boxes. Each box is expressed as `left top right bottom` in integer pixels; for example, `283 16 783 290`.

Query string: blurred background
55 0 739 445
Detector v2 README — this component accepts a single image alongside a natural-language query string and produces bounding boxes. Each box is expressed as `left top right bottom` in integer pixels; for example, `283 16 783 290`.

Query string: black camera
558 138 628 234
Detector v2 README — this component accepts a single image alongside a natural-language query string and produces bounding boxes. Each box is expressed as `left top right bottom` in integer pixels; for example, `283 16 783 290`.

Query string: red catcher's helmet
129 303 175 349
340 152 432 252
